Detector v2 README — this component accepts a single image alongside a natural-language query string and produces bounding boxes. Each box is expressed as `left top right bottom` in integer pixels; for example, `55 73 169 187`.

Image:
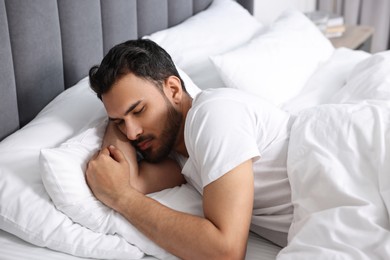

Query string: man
86 39 293 259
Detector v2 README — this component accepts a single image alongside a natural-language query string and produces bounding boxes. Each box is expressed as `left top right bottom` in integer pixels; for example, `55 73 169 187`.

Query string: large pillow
281 48 371 114
0 67 201 259
39 120 203 259
278 102 390 259
0 78 144 259
330 50 390 104
177 67 202 98
210 9 334 106
144 0 263 90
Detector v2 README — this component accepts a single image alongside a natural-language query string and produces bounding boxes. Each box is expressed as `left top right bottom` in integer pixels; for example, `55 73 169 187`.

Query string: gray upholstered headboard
0 0 254 141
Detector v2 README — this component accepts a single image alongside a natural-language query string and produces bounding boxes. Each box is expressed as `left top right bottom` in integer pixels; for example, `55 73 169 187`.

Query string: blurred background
254 0 390 53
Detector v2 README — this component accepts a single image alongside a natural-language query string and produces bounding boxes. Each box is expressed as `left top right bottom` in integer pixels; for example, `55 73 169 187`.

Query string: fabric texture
144 0 263 90
282 47 371 114
0 78 144 259
39 121 203 259
0 67 201 259
100 0 137 54
0 0 18 140
36 68 201 259
279 102 390 260
278 50 390 260
183 88 293 247
5 0 65 126
210 9 334 106
330 51 390 103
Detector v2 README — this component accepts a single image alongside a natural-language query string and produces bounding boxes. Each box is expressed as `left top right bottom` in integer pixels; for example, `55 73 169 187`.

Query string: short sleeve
184 97 262 188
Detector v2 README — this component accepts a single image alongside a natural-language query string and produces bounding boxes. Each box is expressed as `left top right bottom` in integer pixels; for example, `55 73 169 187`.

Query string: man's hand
111 159 254 260
99 121 185 195
86 145 132 209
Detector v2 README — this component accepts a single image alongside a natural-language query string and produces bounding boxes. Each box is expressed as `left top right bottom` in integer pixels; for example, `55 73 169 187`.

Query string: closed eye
133 106 145 115
113 119 124 126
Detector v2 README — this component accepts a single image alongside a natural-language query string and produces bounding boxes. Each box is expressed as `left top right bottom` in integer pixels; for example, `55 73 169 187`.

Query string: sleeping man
86 39 293 259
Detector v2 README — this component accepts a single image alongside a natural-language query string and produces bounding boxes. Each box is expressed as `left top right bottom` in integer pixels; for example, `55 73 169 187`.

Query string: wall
254 0 316 24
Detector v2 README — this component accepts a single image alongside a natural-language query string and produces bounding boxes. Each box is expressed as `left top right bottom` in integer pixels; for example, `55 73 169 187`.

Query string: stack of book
325 12 345 38
305 11 345 38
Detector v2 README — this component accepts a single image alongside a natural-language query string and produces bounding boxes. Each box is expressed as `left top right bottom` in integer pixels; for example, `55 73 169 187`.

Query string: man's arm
100 121 186 194
86 148 254 259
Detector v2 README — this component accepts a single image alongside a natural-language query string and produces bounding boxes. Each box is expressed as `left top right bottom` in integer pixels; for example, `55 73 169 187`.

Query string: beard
132 100 182 163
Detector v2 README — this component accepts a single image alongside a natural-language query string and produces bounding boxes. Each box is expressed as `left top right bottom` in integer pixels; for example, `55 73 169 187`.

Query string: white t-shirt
177 88 293 247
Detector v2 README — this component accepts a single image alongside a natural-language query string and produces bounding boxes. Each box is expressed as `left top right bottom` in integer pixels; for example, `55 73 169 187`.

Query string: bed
1 0 390 259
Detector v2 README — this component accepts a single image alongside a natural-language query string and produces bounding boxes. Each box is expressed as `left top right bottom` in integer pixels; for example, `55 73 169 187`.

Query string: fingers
87 148 109 170
108 145 126 163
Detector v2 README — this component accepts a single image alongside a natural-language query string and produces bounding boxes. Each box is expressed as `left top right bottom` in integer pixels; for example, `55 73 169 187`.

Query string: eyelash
133 106 145 115
113 106 145 125
115 120 124 126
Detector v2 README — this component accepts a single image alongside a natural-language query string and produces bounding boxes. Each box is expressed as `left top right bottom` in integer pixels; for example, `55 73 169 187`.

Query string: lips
137 138 153 151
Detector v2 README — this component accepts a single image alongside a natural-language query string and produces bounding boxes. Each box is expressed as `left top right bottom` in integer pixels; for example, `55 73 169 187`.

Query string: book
327 13 344 27
305 10 345 38
325 24 346 38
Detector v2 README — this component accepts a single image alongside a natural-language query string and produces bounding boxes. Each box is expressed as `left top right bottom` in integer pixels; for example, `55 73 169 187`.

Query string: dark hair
89 39 187 99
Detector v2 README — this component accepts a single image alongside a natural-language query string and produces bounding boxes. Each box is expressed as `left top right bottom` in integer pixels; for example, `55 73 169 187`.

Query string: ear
163 76 183 104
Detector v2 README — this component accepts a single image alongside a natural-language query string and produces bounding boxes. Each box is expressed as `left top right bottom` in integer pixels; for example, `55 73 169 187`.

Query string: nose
125 119 142 141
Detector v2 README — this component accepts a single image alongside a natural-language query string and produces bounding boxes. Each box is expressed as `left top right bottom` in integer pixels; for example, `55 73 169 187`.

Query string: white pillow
281 48 371 115
39 120 203 259
0 78 144 259
0 68 201 259
210 9 334 106
144 0 263 90
330 50 390 104
177 67 201 98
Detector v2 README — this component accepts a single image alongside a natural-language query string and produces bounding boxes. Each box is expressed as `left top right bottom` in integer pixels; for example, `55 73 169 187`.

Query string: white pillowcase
281 48 371 115
39 120 203 260
0 67 201 259
330 51 390 104
210 9 335 106
144 0 263 90
177 67 202 97
0 78 144 259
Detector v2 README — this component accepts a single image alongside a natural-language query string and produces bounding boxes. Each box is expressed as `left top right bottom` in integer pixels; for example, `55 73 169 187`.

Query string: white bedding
2 1 390 258
0 229 280 260
279 102 390 260
278 51 390 259
0 75 281 260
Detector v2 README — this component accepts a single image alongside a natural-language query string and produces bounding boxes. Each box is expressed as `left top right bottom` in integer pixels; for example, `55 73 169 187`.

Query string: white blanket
278 51 390 259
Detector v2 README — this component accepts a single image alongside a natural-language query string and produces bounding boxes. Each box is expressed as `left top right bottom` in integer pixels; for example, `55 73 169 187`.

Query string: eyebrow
108 100 142 121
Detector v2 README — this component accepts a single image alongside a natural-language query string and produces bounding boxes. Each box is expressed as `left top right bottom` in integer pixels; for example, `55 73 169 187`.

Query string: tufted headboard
0 0 254 141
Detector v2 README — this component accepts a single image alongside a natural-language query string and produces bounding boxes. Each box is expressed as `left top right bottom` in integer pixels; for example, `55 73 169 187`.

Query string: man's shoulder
192 88 276 114
193 88 249 108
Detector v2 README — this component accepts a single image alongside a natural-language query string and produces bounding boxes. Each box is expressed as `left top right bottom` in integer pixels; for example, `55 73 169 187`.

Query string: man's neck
174 93 193 158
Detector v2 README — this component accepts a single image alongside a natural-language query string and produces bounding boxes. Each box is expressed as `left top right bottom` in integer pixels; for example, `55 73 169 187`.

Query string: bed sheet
0 229 280 260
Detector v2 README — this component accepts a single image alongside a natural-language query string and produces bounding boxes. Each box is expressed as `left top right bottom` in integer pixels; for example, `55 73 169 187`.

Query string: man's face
102 73 182 163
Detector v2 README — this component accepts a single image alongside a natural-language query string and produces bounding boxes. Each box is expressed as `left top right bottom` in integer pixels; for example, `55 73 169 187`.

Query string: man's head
89 39 189 162
89 39 187 99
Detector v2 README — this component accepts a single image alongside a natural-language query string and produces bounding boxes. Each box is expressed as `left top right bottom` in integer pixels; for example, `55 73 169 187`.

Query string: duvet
279 51 390 259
